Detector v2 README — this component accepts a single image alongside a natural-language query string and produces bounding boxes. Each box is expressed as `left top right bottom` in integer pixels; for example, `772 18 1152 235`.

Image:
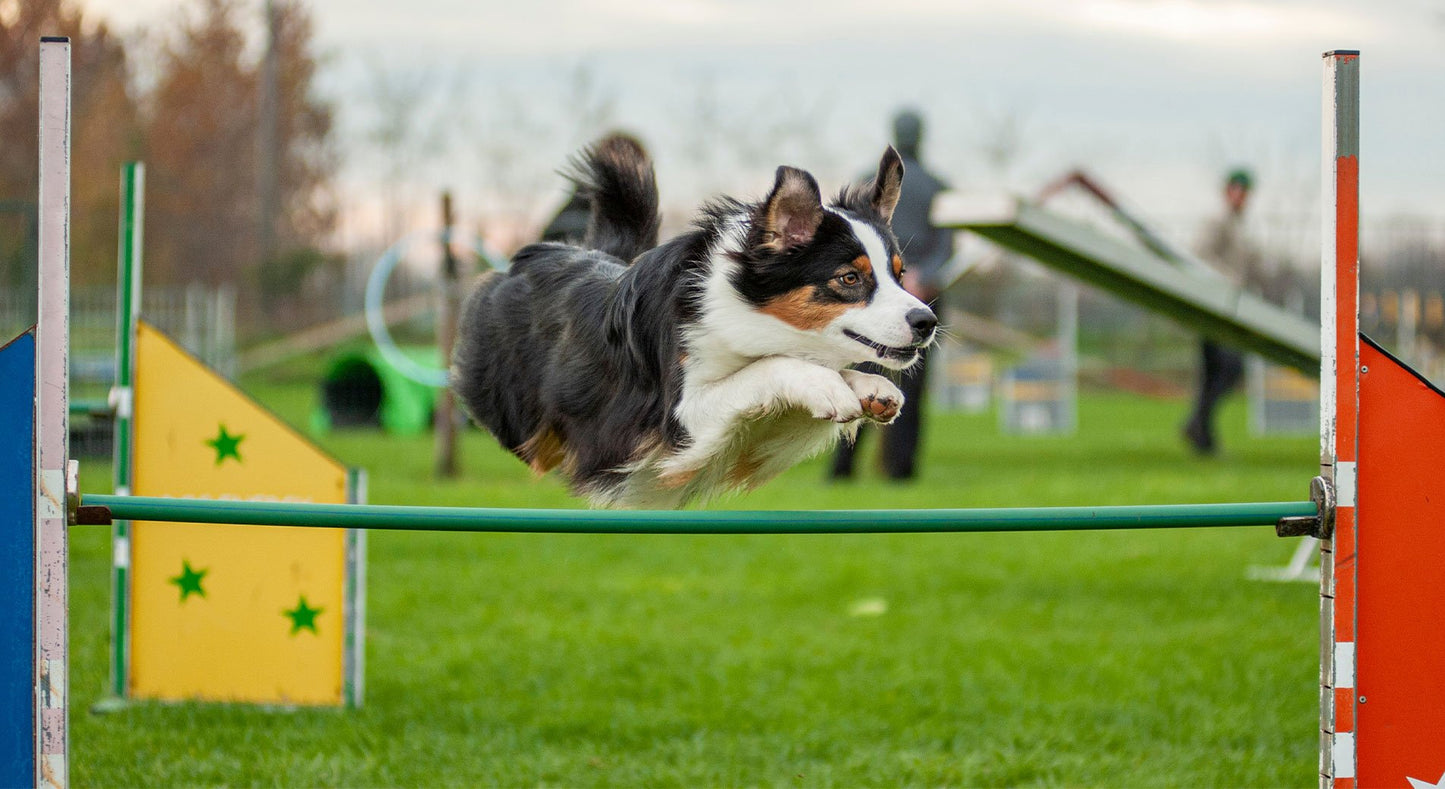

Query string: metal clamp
1276 475 1335 539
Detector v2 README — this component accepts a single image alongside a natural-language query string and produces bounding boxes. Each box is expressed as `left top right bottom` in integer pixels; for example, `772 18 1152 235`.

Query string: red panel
1333 508 1357 643
1356 338 1445 785
1334 686 1355 733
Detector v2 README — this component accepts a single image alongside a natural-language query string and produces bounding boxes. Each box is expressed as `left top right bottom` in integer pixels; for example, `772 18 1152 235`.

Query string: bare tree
673 71 838 203
467 60 617 250
971 103 1036 187
355 56 467 242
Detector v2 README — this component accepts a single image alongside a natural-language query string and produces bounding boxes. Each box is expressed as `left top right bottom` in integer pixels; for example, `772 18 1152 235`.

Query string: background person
1183 167 1265 455
832 109 953 481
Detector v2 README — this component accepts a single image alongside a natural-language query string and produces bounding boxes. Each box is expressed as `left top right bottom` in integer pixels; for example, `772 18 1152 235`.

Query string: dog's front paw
841 370 904 424
810 383 866 424
788 368 864 423
859 392 901 423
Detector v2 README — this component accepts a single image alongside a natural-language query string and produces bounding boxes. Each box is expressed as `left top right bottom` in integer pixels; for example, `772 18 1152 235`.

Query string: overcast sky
79 0 1445 253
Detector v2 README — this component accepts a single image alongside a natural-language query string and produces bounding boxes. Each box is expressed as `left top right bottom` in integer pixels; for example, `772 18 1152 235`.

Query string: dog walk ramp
933 193 1319 374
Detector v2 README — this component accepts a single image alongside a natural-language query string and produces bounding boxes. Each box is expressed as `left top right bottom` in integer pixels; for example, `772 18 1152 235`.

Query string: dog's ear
870 146 905 224
759 166 824 251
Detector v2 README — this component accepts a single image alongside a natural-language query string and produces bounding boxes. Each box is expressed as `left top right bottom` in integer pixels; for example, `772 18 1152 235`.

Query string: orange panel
1355 336 1445 785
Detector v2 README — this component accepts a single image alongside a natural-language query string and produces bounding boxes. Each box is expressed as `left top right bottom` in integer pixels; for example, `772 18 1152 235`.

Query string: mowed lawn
70 378 1322 787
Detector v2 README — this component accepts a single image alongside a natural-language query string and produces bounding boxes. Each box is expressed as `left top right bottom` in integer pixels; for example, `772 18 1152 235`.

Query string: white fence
1 283 237 382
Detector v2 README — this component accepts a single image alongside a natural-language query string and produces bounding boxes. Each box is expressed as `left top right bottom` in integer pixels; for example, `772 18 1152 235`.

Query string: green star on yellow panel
169 560 207 602
205 423 244 465
284 596 323 636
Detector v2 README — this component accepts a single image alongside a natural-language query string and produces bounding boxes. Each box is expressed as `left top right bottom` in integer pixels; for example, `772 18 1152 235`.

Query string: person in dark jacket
1183 167 1264 455
832 109 953 481
539 189 590 244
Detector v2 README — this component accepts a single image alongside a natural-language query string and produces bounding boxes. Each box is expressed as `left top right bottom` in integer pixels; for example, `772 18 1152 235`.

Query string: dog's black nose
906 307 937 343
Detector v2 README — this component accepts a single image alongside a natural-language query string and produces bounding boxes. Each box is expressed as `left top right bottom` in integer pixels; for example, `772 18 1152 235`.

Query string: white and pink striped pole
36 35 71 789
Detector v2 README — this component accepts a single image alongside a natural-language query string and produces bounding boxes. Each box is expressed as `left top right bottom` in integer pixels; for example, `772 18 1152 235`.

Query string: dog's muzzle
844 329 925 363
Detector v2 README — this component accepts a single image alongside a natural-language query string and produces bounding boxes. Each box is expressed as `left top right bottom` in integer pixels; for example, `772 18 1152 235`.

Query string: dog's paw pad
861 394 900 423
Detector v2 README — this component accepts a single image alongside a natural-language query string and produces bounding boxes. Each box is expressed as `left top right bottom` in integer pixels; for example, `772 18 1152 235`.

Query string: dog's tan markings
761 287 854 331
727 451 765 487
852 254 873 277
891 254 903 279
629 432 666 463
518 428 566 475
658 468 697 490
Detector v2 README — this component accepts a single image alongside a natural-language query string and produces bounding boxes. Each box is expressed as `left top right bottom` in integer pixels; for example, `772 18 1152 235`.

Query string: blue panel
0 330 36 786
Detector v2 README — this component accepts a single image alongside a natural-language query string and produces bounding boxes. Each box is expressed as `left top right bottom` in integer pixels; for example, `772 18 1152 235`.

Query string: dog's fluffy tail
567 133 660 263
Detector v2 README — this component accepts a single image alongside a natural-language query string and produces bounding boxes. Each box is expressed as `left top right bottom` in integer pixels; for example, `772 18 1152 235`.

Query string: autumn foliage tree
1 0 335 329
143 0 337 323
143 0 260 288
0 0 138 289
267 0 336 257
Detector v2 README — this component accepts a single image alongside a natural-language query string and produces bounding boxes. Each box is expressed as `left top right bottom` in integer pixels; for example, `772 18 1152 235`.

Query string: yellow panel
1009 381 1063 401
130 322 349 705
1265 367 1319 400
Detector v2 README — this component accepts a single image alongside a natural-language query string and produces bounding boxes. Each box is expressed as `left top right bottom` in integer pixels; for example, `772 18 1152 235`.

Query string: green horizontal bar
69 399 111 416
81 494 1314 535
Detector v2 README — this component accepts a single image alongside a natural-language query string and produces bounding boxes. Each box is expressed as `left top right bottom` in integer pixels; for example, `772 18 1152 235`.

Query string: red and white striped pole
1320 45 1445 785
1319 48 1360 789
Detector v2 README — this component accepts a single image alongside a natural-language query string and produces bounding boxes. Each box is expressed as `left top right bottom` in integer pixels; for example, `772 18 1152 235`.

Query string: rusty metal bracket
1276 475 1335 539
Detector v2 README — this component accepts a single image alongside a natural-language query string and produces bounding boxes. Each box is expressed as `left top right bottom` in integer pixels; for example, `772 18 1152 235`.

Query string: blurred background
2 0 1442 387
10 6 1441 782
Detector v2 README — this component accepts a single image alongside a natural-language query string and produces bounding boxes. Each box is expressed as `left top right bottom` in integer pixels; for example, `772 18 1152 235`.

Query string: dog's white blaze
839 211 895 285
833 211 931 350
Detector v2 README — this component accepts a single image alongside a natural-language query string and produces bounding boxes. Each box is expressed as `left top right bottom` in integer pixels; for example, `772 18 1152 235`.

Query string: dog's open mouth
844 329 919 362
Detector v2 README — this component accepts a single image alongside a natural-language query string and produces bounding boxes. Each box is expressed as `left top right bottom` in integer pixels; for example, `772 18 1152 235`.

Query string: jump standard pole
1317 49 1445 789
36 35 72 789
108 161 143 703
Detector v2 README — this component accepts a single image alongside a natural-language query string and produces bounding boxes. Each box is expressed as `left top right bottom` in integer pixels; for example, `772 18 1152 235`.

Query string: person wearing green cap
1183 167 1265 455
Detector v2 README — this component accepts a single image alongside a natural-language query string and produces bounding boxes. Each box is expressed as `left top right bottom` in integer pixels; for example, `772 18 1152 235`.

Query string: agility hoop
363 228 506 388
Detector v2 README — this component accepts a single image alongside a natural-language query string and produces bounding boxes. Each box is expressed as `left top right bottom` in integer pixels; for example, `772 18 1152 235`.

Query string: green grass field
71 379 1322 787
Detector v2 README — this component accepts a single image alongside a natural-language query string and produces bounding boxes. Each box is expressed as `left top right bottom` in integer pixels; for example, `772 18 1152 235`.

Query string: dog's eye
837 272 861 287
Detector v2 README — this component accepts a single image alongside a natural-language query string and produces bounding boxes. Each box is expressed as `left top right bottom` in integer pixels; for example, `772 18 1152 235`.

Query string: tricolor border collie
452 135 937 508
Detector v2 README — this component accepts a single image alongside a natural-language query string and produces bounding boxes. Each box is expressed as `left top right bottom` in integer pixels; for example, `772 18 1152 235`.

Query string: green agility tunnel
314 346 438 435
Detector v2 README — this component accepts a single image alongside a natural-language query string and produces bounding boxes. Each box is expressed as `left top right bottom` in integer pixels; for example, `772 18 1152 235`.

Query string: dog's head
723 147 937 370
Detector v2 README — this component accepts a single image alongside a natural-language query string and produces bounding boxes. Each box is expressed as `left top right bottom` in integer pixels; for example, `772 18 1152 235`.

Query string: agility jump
5 40 1442 789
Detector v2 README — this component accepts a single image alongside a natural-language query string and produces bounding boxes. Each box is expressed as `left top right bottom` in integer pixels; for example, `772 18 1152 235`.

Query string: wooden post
434 192 461 478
